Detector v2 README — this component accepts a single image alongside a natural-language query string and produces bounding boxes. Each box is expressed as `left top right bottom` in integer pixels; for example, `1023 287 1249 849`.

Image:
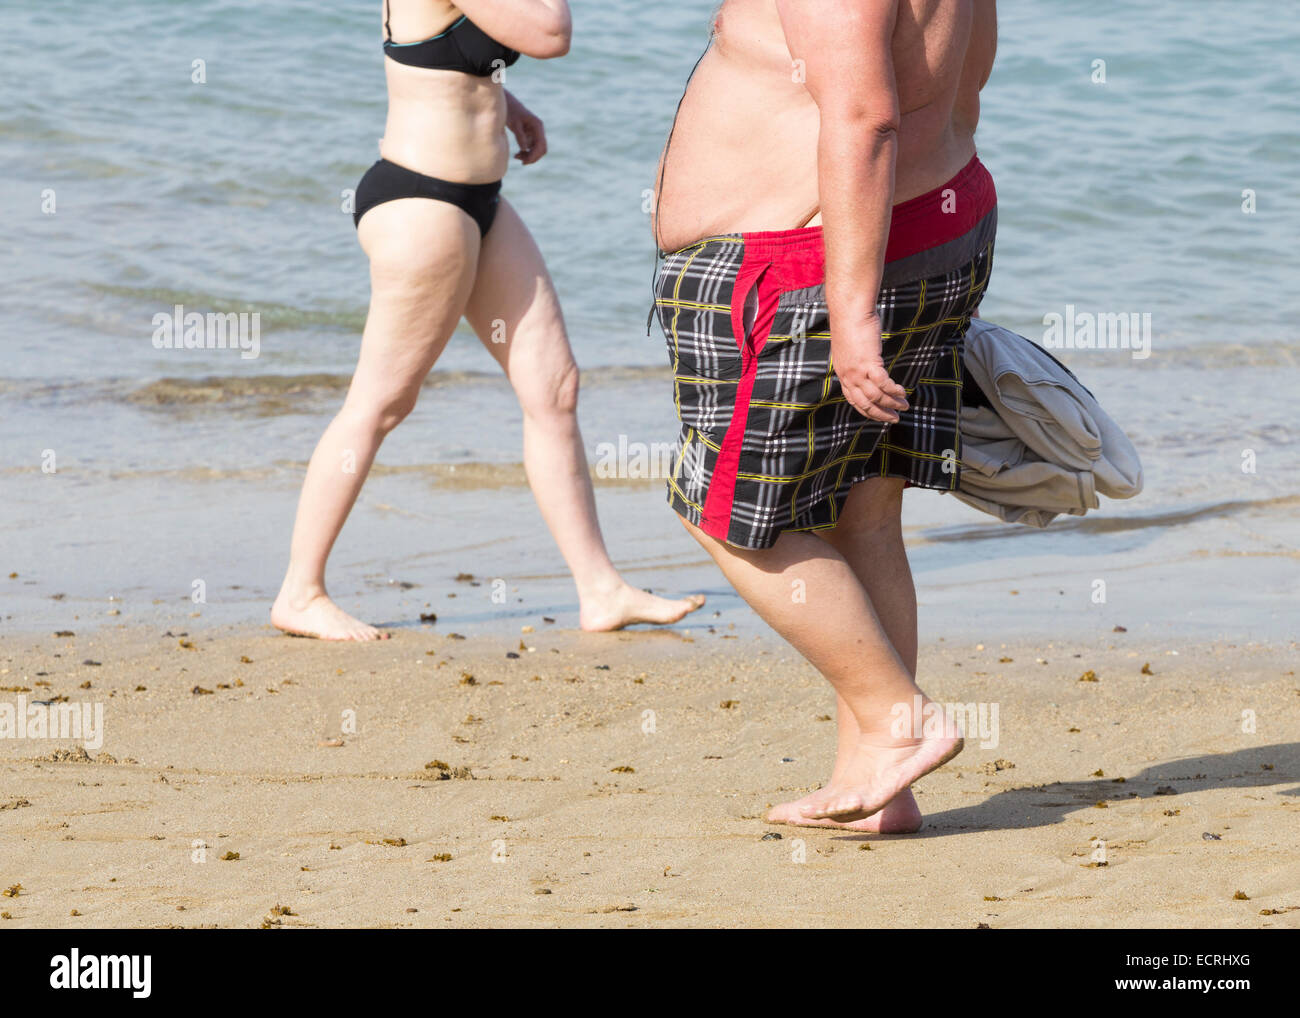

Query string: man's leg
681 514 961 821
765 477 925 830
823 478 917 670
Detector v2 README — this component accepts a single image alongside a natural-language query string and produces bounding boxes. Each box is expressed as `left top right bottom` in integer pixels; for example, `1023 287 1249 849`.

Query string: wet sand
1 622 1297 928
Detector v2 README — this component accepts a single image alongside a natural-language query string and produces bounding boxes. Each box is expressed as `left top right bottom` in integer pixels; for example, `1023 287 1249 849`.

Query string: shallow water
1 1 1297 641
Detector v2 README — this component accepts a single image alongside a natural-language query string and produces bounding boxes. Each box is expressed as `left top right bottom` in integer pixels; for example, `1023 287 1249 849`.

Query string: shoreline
4 473 1297 648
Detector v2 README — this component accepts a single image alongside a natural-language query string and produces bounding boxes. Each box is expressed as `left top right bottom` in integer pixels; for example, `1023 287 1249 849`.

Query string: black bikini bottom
353 158 502 237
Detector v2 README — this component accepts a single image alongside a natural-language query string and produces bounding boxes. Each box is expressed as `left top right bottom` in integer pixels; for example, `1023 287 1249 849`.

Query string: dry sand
1 620 1297 928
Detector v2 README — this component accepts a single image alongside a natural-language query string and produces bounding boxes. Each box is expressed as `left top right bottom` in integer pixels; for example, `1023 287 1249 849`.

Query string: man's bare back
655 0 995 252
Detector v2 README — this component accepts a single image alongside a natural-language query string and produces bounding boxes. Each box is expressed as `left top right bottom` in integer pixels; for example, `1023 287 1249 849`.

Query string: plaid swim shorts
654 156 997 549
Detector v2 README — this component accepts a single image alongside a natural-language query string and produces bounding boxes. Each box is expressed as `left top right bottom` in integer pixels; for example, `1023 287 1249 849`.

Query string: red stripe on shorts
696 156 995 542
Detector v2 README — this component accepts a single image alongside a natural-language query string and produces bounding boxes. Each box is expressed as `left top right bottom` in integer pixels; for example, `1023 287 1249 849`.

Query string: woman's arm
455 0 572 59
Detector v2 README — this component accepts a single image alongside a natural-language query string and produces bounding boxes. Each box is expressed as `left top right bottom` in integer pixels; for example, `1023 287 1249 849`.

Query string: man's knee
680 514 735 559
838 478 906 537
678 512 708 544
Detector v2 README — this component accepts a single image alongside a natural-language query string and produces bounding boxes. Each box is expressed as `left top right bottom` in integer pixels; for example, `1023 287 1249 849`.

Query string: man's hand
505 91 548 164
832 313 909 422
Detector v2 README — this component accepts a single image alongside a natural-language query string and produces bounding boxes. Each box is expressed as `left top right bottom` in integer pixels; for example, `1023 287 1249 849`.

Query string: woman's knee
340 385 420 436
517 355 580 421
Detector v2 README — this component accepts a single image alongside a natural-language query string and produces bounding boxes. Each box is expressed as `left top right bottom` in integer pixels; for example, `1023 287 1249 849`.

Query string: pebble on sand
424 761 473 780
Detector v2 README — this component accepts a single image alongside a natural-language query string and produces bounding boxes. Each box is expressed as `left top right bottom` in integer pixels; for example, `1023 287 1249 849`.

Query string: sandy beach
4 0 1299 951
2 621 1296 928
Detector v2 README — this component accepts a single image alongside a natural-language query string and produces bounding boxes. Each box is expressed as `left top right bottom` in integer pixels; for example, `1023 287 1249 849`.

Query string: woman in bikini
273 0 703 640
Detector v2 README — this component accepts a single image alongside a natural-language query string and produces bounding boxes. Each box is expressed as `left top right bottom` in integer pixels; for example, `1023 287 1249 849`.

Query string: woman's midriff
379 59 510 184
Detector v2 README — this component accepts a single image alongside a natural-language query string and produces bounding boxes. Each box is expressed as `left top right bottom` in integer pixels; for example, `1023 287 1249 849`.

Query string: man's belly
654 49 978 253
654 50 820 252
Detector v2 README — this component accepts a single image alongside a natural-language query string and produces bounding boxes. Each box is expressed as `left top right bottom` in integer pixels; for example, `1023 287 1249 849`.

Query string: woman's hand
505 90 548 165
831 313 910 423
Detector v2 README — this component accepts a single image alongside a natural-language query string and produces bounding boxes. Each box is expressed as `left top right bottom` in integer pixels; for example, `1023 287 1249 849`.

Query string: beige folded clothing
956 319 1143 527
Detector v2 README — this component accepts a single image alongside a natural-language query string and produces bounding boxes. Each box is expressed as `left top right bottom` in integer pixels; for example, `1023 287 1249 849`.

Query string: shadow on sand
828 743 1299 843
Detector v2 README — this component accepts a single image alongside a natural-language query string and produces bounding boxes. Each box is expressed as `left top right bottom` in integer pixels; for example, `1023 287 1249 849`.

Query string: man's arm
976 0 997 90
776 0 908 422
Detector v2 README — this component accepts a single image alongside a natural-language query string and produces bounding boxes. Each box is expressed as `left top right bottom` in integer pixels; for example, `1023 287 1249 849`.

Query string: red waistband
739 155 996 268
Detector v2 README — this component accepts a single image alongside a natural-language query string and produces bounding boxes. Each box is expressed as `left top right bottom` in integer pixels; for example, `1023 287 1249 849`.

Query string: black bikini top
383 4 520 77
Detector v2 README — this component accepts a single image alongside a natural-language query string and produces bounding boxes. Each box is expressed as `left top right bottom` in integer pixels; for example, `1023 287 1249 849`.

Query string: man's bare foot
578 583 705 632
799 728 963 822
767 788 922 833
271 590 388 641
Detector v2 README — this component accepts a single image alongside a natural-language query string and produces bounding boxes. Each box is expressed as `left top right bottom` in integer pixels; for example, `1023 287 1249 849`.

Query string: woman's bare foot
767 788 922 833
799 727 963 822
578 583 705 632
271 589 388 641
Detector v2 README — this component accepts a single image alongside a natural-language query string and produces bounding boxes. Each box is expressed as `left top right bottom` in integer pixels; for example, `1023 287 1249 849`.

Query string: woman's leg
462 200 704 630
272 199 480 640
